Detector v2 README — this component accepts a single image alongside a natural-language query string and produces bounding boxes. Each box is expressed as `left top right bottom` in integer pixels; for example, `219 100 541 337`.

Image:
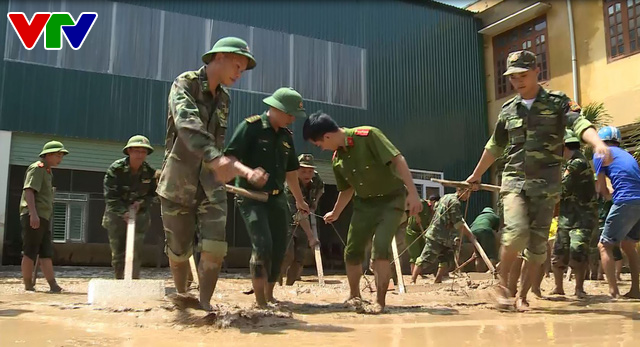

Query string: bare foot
622 290 640 299
574 289 587 299
24 285 35 292
343 297 368 309
549 287 565 296
361 303 385 315
491 285 513 310
515 297 531 312
49 284 63 293
199 301 214 312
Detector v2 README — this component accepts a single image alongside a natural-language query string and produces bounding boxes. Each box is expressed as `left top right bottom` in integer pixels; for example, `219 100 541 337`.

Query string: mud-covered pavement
1 266 640 346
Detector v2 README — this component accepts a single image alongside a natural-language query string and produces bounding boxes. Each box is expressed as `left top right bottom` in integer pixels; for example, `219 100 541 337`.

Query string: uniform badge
346 137 354 146
142 179 151 183
563 169 570 177
568 101 581 112
283 141 291 149
332 151 337 161
355 128 370 137
37 162 44 168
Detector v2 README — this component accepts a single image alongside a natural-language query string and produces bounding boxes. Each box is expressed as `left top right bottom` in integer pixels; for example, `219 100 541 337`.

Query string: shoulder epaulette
501 96 518 108
355 128 370 137
283 127 293 135
245 115 261 123
547 90 567 98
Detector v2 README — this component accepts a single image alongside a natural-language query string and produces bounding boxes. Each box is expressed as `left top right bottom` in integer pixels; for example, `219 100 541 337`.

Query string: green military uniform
332 126 407 264
485 50 594 264
156 38 256 262
415 193 464 268
102 136 158 279
405 200 434 264
469 207 500 261
551 131 598 269
285 154 324 266
225 87 306 282
20 141 69 261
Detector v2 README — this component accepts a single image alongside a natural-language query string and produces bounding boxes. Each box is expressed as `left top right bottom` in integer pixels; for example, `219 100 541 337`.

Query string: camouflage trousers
286 220 310 265
160 187 227 262
415 238 455 269
551 227 593 269
502 192 559 264
102 211 150 269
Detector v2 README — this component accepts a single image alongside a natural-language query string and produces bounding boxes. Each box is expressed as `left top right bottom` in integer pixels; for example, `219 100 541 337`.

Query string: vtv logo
7 12 98 50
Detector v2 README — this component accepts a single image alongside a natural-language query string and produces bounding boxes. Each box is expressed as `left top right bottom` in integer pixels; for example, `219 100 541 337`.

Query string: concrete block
87 279 166 307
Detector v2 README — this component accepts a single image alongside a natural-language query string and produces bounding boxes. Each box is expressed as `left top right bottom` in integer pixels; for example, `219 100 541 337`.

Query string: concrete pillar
0 130 12 265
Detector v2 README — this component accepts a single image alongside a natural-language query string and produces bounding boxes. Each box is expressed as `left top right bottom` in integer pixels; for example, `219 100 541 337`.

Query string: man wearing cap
20 141 68 292
465 49 610 311
301 111 423 314
224 87 310 307
280 153 325 286
102 135 158 279
549 130 597 298
157 36 268 311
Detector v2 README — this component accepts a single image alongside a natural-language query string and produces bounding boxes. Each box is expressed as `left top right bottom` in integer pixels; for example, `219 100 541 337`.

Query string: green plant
580 102 612 159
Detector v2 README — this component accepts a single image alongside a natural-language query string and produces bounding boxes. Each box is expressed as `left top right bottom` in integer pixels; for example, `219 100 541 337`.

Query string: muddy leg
598 243 620 298
620 240 640 299
21 256 35 291
508 257 523 297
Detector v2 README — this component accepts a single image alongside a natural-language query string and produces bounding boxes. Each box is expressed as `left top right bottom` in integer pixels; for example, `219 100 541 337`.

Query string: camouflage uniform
551 149 598 269
102 156 158 278
405 200 434 264
156 65 231 262
285 167 324 266
415 193 464 269
485 51 594 265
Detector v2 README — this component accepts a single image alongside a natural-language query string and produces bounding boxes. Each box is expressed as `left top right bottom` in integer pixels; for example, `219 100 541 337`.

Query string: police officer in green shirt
224 87 310 308
302 112 422 314
20 141 69 292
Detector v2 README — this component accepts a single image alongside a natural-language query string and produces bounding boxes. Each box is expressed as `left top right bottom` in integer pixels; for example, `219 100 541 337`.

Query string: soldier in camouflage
280 154 324 286
156 37 268 311
102 135 158 279
465 50 610 311
550 130 597 298
410 188 473 284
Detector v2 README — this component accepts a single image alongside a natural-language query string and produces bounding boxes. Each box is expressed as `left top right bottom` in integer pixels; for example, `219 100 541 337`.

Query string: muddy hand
324 210 339 224
297 200 310 215
248 167 269 188
465 173 481 191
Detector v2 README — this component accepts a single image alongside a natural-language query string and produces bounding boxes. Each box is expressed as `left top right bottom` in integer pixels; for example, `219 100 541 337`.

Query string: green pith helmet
481 207 494 214
298 153 315 168
123 135 154 155
564 129 580 145
263 87 307 118
201 37 257 70
39 141 69 157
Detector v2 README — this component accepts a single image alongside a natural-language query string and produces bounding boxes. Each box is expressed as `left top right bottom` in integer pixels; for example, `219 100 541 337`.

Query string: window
410 169 444 199
4 0 368 109
492 16 549 99
603 0 640 61
52 193 88 243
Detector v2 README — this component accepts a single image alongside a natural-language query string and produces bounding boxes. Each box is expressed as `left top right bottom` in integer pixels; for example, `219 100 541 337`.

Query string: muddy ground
1 266 640 346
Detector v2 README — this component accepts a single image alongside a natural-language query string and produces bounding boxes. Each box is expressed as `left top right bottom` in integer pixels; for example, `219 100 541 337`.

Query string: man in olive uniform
405 198 436 275
156 37 268 311
465 50 610 310
224 87 310 307
102 135 158 279
302 112 423 314
280 153 324 286
410 188 473 284
20 141 68 292
469 207 500 272
550 130 598 297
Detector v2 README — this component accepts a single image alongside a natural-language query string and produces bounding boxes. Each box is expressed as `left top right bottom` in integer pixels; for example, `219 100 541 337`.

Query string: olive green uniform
20 161 56 260
102 157 158 278
225 112 300 282
405 200 434 264
469 207 500 261
332 126 407 265
285 170 324 265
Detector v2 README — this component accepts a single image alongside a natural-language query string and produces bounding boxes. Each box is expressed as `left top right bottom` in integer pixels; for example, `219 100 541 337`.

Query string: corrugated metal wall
0 0 492 218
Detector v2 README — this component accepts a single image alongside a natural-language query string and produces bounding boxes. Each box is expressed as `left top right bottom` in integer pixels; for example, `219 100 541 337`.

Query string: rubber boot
198 260 221 312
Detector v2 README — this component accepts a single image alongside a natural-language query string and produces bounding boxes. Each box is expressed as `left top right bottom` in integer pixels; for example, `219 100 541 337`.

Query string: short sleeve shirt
20 161 54 220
